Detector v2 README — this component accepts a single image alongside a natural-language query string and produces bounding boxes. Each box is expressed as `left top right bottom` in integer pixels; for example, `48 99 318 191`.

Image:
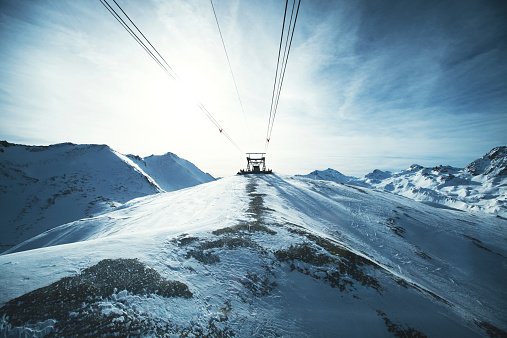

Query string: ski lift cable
209 0 250 138
100 0 173 79
222 130 243 153
100 0 244 154
265 0 289 148
266 0 301 146
265 0 301 152
112 0 180 74
266 0 297 148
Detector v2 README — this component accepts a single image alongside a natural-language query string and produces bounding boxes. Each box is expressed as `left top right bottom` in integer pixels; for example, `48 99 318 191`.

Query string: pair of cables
99 0 243 153
265 0 302 152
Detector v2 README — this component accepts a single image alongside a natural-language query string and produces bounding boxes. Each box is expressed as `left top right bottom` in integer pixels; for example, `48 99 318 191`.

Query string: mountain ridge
0 141 214 251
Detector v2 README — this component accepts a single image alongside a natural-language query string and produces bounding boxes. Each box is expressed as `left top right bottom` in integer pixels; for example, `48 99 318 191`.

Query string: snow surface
303 147 507 217
1 174 505 336
0 141 214 252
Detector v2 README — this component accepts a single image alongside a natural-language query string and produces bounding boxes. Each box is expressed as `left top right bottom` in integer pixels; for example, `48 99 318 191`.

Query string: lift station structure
237 153 273 175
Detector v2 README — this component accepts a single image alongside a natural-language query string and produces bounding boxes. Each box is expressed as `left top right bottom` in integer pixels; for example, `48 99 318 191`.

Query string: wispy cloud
0 0 505 176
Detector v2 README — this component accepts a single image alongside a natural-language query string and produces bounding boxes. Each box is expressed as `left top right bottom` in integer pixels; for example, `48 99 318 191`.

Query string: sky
1 0 506 177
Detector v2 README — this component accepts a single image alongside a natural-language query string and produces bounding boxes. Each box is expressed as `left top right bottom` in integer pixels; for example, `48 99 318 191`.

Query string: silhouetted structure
237 153 273 175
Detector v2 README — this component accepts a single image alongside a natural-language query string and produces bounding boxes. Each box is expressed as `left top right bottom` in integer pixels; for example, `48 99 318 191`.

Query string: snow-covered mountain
297 168 357 184
1 175 505 336
303 147 507 217
464 146 507 177
363 168 394 183
0 141 214 252
127 152 214 192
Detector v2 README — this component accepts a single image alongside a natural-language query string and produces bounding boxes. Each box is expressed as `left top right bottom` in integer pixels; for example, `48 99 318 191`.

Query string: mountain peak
364 169 392 183
432 165 460 173
298 168 355 184
465 146 507 177
487 146 507 160
408 164 423 171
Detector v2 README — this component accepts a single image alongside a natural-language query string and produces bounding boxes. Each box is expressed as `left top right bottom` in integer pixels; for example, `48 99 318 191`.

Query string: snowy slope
1 175 505 336
127 152 214 192
0 141 214 252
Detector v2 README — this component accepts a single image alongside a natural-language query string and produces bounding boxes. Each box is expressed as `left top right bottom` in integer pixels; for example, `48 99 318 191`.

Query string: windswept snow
0 141 214 252
1 174 505 336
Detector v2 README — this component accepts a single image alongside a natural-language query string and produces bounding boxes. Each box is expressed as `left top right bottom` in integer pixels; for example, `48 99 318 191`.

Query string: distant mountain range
0 141 214 252
298 146 507 217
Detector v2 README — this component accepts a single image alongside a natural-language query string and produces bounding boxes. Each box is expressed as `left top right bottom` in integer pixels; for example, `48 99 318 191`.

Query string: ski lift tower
237 153 273 175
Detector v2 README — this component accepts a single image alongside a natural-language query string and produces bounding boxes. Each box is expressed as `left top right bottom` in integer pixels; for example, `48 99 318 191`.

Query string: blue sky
1 0 506 177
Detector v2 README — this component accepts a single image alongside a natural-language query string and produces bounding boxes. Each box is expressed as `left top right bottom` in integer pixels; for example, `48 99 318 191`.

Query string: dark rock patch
0 258 192 336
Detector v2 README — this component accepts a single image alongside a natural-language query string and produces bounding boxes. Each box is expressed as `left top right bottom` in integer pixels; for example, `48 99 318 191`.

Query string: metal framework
237 153 273 175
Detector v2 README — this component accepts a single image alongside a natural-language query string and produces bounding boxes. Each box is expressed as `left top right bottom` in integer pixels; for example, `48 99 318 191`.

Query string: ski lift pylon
237 153 273 175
